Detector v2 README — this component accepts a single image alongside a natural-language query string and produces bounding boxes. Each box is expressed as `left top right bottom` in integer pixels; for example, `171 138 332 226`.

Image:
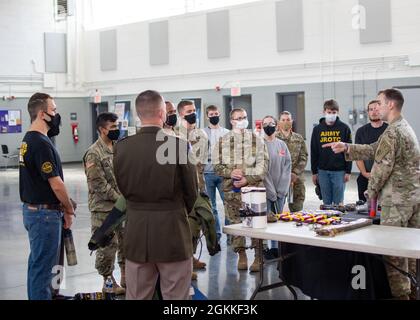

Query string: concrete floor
0 164 359 300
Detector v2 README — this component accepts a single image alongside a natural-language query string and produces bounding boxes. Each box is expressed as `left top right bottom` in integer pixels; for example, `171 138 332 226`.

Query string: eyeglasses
232 116 248 121
262 122 276 128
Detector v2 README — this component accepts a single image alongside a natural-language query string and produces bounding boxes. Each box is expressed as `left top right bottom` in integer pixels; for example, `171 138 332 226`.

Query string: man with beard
324 88 420 300
355 100 388 202
19 93 75 300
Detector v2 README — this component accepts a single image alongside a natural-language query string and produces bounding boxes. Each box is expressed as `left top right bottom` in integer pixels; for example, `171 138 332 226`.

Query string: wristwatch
344 143 349 153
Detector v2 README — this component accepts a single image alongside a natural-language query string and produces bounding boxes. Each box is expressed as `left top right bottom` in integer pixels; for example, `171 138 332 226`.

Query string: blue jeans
22 204 63 300
317 170 346 205
204 172 228 241
267 197 286 249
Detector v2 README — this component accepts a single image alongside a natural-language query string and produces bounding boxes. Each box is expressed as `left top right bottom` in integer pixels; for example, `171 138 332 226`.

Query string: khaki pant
125 258 192 300
91 211 125 277
381 204 419 298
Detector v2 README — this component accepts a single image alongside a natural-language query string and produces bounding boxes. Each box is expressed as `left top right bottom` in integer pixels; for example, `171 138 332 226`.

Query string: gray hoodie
263 138 292 201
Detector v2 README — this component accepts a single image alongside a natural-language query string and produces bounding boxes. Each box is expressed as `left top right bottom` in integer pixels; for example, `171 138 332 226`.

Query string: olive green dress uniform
84 137 124 277
345 116 420 298
113 126 198 263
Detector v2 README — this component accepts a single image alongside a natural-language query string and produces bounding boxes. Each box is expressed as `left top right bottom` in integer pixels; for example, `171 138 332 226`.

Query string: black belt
24 203 62 211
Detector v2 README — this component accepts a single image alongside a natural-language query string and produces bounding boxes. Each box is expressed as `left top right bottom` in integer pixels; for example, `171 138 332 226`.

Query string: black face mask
209 116 220 126
107 129 120 141
184 113 197 125
263 126 276 137
44 113 61 138
166 114 177 127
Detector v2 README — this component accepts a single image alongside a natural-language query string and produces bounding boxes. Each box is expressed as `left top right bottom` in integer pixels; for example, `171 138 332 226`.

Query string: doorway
396 87 420 142
223 95 253 130
277 92 306 139
90 102 109 143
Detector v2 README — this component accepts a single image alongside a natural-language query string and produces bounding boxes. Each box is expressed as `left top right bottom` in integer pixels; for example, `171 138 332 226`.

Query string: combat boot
112 275 126 295
120 268 126 288
102 275 126 296
193 257 206 270
249 248 262 273
237 249 248 270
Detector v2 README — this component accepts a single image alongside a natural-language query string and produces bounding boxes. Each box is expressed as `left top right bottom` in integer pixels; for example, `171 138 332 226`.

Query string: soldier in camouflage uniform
83 112 125 295
214 108 269 272
325 89 420 300
277 111 308 212
176 100 209 277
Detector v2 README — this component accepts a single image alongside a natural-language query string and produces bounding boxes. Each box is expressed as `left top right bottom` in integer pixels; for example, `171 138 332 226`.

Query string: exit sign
231 83 241 97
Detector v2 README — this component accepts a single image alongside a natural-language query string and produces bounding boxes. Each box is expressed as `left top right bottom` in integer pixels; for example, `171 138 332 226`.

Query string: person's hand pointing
322 142 348 154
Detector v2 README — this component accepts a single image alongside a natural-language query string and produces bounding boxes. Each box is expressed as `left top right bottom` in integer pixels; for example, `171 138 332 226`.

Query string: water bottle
369 197 377 218
63 228 77 266
232 178 241 193
104 276 115 300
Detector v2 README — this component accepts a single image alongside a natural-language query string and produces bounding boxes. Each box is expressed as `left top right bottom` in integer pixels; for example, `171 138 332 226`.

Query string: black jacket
310 117 352 174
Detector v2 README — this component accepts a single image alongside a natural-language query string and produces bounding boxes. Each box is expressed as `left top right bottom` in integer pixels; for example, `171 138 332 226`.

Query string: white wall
0 0 85 97
1 0 419 98
82 0 420 96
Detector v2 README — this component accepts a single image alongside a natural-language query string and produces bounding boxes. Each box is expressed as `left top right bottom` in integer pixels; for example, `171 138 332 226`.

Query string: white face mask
325 114 337 123
235 119 249 130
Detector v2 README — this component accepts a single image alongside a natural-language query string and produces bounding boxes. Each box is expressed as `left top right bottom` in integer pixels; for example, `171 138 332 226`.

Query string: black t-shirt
19 131 63 204
355 122 388 172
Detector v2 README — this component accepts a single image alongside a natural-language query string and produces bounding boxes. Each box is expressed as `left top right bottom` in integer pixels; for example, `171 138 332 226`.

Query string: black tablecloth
278 213 392 300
